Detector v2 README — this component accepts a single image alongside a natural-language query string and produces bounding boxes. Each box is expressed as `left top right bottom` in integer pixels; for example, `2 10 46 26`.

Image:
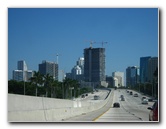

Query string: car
94 95 99 100
127 91 129 93
142 96 146 101
134 93 138 97
142 99 148 104
81 94 85 98
121 97 125 101
113 102 120 108
148 98 153 102
147 101 158 121
120 95 124 98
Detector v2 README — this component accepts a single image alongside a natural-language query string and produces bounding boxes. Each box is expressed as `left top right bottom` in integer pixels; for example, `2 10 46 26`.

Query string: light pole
23 71 26 95
59 70 65 99
70 87 74 100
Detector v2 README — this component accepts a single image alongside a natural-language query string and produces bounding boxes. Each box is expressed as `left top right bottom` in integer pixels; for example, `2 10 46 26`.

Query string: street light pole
24 71 26 95
70 87 74 100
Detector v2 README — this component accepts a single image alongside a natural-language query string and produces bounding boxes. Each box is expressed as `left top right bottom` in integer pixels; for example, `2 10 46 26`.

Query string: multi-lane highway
95 89 154 122
64 89 154 122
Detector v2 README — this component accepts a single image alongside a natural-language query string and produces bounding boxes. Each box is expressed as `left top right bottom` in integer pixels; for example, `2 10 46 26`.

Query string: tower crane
95 41 108 48
86 40 108 48
85 40 96 48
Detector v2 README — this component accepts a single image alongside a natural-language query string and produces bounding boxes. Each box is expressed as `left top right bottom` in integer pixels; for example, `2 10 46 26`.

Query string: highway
77 89 110 102
64 89 154 122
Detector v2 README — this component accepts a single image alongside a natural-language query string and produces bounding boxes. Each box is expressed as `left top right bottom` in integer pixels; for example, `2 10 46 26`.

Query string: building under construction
84 47 107 87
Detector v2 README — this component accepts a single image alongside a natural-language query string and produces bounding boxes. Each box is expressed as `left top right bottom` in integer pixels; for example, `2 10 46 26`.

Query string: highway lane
95 89 154 122
63 89 113 121
76 89 109 102
64 89 154 122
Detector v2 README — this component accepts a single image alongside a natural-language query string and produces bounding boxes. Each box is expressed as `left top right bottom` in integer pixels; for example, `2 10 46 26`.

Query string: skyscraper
112 71 124 87
77 57 84 74
70 57 84 81
13 60 33 82
126 66 139 88
84 47 106 86
17 60 28 71
140 56 151 83
13 70 24 81
148 57 158 83
39 60 58 80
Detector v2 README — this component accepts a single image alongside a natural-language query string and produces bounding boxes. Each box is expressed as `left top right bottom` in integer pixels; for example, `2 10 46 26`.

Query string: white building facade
112 71 124 87
13 60 34 82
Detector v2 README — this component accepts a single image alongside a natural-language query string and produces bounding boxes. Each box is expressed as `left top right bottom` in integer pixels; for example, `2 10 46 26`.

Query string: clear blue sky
8 8 158 80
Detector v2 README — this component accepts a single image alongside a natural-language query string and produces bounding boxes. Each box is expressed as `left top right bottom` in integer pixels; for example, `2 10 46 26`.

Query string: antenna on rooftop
56 53 61 64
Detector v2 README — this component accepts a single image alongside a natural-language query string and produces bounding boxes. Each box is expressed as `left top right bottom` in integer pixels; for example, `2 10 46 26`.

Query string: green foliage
8 72 85 99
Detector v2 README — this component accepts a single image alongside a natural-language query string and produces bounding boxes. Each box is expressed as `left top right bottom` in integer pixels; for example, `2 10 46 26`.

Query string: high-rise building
84 47 106 87
39 60 58 80
140 56 151 83
148 57 158 83
112 71 124 87
17 60 28 71
126 66 139 88
106 76 114 87
13 60 33 82
77 57 84 74
13 70 24 81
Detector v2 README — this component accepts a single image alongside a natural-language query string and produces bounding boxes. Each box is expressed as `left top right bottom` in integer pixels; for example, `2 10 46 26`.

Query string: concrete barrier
8 90 111 122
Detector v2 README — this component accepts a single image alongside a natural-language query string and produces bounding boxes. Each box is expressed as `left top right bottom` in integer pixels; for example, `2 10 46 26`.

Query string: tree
43 74 54 97
153 67 158 98
30 71 43 96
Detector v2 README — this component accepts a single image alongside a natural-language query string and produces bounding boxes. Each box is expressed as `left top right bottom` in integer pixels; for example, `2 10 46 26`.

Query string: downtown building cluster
66 47 125 88
126 56 158 88
12 49 158 90
12 46 125 88
13 60 58 82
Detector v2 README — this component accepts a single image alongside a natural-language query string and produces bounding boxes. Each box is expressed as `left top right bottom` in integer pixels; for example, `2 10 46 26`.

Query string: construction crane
95 41 108 48
85 40 96 48
86 40 108 48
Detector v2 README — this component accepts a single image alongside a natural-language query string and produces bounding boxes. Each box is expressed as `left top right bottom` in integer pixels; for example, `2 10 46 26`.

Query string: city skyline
8 8 158 80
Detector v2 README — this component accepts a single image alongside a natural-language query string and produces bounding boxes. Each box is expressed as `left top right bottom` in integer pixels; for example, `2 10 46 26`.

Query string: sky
8 8 158 80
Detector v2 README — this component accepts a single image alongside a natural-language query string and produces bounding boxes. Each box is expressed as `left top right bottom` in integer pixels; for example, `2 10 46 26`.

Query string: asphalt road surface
95 89 154 122
64 89 154 122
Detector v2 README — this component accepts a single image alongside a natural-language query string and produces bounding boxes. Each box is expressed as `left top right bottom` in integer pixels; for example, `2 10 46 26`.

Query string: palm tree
30 71 43 96
63 78 79 99
52 80 59 98
43 74 53 97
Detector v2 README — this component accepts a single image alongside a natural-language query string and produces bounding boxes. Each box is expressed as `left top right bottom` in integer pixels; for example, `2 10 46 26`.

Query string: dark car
113 102 120 108
81 94 85 98
121 97 125 101
142 96 146 101
130 91 133 95
147 101 158 121
120 95 124 98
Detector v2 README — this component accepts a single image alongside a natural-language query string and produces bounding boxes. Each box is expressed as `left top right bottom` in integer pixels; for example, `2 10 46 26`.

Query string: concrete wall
8 91 111 122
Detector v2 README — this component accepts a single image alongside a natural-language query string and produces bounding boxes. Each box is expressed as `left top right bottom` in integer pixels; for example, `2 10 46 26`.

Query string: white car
142 99 148 104
134 93 138 97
